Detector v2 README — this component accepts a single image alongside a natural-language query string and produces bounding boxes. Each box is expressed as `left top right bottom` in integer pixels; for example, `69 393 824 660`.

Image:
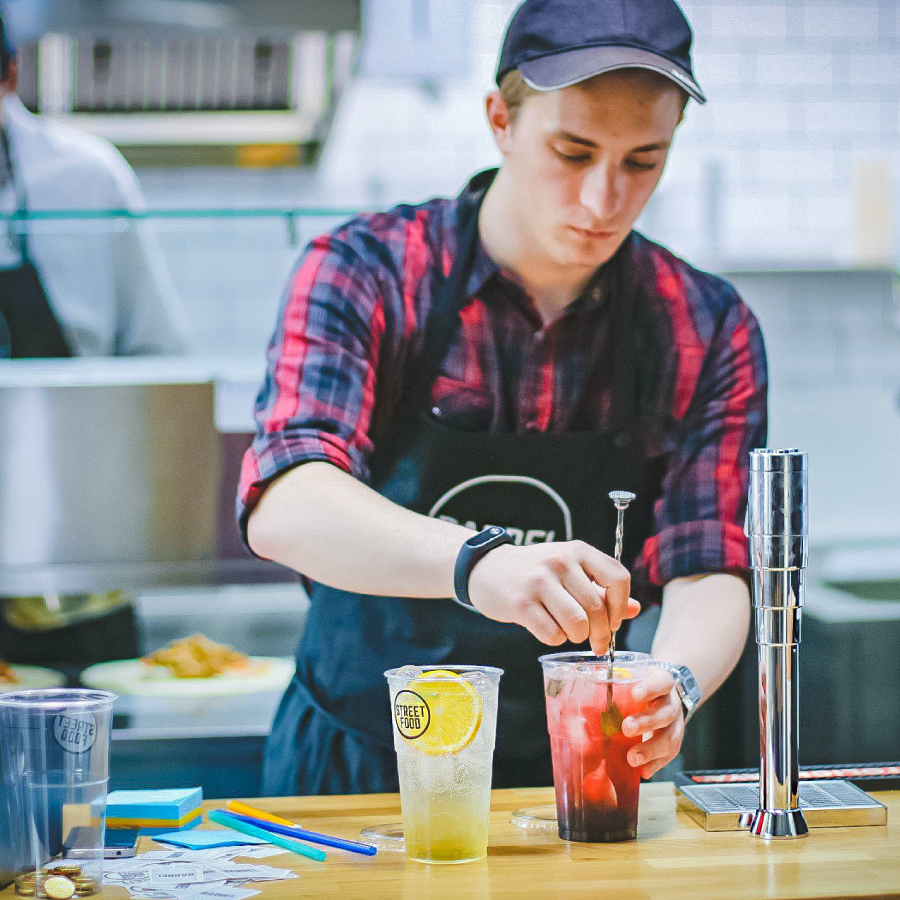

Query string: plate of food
0 658 66 692
79 634 295 697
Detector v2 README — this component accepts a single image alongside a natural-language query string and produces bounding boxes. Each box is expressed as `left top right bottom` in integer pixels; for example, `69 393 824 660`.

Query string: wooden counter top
4 784 898 900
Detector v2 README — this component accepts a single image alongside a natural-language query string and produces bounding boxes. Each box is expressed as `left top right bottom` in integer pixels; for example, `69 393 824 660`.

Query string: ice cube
418 753 454 793
566 715 592 752
394 665 423 679
583 761 618 809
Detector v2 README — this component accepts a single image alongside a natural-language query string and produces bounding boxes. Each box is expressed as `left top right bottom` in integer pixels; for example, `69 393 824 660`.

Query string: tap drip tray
677 780 887 831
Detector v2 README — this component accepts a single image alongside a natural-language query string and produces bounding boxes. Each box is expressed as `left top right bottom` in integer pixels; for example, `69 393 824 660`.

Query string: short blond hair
499 67 689 123
499 69 539 124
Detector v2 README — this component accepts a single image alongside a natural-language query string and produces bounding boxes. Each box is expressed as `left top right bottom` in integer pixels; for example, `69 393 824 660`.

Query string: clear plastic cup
0 689 116 892
384 665 502 864
540 651 651 842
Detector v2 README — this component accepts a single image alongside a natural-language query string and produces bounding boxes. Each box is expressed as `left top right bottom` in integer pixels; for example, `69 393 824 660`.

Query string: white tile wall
707 4 788 39
846 52 900 84
754 53 834 86
805 99 883 133
132 0 900 373
312 0 900 266
802 5 881 40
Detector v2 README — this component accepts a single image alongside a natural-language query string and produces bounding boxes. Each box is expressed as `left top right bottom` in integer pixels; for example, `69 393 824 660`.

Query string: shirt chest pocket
430 375 494 432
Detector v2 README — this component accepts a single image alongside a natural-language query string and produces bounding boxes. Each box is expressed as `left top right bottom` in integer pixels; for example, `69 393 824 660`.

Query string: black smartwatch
453 526 514 609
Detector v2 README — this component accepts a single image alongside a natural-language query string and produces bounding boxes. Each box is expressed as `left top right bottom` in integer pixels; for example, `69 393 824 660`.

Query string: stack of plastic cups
0 689 116 897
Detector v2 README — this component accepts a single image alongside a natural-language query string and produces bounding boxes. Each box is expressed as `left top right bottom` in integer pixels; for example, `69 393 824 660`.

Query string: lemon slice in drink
407 669 483 756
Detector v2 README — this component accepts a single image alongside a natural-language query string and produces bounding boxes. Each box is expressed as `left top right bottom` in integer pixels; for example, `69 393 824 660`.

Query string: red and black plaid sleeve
237 229 389 535
633 256 768 586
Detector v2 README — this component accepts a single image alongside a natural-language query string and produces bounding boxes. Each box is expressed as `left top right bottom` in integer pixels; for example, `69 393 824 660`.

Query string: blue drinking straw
220 809 377 856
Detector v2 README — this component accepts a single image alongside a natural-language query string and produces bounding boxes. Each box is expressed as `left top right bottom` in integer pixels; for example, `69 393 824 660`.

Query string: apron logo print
394 690 431 740
53 710 97 754
428 475 573 543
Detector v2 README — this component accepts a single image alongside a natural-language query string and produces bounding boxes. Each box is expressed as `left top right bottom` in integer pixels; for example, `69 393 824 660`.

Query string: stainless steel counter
0 356 283 594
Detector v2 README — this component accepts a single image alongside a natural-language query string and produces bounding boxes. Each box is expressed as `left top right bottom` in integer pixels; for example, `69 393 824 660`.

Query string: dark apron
0 127 72 359
263 169 663 796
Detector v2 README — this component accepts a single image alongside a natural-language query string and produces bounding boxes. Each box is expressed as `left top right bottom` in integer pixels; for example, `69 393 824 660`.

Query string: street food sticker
53 711 97 754
394 690 431 740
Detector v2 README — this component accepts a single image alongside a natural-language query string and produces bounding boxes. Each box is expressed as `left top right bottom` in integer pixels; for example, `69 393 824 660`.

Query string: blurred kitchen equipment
0 358 287 596
853 159 894 267
11 0 360 164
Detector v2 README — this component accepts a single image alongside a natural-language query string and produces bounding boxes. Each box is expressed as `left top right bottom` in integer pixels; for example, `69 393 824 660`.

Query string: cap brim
519 45 706 104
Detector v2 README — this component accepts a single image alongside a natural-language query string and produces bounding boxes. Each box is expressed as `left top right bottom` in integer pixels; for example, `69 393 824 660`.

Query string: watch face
469 527 504 547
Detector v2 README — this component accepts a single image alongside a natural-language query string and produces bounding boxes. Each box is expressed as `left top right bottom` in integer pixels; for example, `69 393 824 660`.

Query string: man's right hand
466 540 641 656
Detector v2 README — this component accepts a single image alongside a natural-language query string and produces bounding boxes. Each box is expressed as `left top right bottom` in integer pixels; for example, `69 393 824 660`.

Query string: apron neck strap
0 125 31 263
410 167 495 401
606 232 642 433
368 169 494 484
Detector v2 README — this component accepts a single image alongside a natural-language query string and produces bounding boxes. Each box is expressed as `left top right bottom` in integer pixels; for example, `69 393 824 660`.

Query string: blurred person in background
0 12 189 358
0 8 190 674
242 0 767 795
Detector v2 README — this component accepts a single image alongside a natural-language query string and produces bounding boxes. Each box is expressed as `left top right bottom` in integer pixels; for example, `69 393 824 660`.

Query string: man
0 9 189 670
0 14 189 358
240 0 767 795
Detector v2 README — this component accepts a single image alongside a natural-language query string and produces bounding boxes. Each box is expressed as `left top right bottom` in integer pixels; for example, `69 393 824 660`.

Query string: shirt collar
464 237 502 298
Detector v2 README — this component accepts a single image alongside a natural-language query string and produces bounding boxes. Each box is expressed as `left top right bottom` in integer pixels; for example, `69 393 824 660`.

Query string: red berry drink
540 652 651 842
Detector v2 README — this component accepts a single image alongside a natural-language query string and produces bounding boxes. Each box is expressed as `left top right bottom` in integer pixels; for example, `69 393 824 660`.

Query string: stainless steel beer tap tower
745 448 809 839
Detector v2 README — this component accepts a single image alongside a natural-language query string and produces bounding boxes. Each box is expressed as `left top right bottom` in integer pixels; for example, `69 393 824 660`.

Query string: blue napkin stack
106 788 203 835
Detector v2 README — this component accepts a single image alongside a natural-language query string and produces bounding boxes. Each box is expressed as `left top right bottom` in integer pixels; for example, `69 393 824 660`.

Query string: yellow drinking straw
226 799 298 829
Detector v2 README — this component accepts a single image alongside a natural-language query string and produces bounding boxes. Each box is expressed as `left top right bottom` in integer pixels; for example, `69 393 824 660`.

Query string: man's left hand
621 666 685 779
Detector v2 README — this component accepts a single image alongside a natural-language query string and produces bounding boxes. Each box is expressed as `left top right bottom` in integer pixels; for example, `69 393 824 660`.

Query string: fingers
624 686 685 778
573 541 631 631
523 603 568 646
628 709 685 778
631 667 674 704
591 584 642 649
560 568 608 654
622 693 679 738
538 580 591 645
471 539 639 652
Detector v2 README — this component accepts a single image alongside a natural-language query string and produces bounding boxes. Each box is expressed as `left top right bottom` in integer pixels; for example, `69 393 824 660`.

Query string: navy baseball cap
496 0 706 104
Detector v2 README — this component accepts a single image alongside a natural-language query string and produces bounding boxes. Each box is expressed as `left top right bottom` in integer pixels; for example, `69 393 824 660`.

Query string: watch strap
453 526 514 609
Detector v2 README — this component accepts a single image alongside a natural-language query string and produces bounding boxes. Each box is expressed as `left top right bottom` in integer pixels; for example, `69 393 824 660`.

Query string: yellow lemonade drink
385 665 502 864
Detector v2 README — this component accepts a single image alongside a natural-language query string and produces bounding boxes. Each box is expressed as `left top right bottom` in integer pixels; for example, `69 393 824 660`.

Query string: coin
14 882 36 897
70 878 96 889
42 876 75 900
49 866 82 878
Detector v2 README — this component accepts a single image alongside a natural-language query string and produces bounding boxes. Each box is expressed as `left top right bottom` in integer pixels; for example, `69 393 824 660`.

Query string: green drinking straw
208 809 327 862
